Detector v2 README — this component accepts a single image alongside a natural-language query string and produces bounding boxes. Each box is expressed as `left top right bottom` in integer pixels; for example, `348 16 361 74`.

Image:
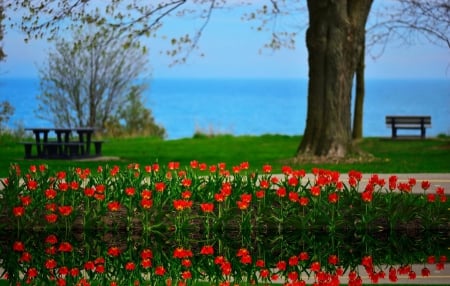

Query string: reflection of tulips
6 231 440 285
12 206 25 217
58 242 73 252
58 205 72 216
45 213 58 223
13 241 25 252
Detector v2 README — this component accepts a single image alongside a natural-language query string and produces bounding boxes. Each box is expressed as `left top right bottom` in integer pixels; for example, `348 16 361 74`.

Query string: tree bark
352 37 365 140
297 0 373 158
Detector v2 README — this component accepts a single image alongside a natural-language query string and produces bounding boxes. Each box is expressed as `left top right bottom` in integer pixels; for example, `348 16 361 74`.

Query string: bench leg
79 143 85 156
421 127 426 139
94 142 102 156
23 144 32 159
392 128 397 139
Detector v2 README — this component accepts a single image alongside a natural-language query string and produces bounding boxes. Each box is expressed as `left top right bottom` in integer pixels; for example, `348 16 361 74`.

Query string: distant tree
0 100 14 132
104 86 166 138
0 1 13 134
37 27 163 138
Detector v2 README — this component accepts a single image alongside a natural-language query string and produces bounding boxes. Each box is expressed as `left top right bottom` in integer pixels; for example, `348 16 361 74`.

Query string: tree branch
367 0 450 52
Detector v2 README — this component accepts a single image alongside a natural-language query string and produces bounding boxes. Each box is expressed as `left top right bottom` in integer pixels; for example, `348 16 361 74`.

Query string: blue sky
1 3 449 80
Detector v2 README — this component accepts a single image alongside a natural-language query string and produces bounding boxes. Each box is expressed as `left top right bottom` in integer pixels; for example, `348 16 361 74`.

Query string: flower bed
0 162 448 232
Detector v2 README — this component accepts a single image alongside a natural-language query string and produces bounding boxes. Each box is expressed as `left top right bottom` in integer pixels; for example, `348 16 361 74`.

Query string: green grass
1 133 449 177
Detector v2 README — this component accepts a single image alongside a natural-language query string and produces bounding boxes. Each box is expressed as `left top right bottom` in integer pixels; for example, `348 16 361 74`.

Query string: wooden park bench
21 127 104 159
386 116 431 139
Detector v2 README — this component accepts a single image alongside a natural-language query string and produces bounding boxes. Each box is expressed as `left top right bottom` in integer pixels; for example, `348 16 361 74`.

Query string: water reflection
1 230 448 285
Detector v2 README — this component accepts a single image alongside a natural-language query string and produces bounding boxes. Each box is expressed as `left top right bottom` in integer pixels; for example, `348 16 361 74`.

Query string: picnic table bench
385 116 431 139
21 127 104 159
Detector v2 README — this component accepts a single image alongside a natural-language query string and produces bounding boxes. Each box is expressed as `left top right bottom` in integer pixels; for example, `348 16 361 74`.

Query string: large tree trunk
297 0 373 158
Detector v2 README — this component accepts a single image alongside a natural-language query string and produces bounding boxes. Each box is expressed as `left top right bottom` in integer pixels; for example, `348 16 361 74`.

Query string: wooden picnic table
22 127 101 159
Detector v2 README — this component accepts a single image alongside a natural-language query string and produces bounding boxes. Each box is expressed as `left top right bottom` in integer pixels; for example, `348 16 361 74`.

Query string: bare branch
242 1 307 52
367 0 450 58
114 0 188 36
270 0 280 14
181 0 216 62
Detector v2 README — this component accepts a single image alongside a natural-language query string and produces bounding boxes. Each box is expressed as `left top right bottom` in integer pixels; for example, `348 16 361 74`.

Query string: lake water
0 77 449 139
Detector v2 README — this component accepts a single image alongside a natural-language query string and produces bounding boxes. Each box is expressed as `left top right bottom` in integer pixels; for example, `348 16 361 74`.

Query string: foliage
0 162 448 285
0 100 14 132
103 86 166 139
8 0 223 65
0 1 5 61
36 26 151 130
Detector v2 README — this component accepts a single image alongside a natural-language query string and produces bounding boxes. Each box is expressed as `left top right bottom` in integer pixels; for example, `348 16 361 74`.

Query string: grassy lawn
1 133 449 285
1 133 449 177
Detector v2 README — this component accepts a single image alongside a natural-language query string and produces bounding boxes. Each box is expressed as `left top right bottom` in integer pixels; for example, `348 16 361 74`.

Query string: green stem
329 205 335 232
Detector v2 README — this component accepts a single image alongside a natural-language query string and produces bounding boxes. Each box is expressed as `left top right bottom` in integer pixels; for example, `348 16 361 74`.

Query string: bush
102 86 166 138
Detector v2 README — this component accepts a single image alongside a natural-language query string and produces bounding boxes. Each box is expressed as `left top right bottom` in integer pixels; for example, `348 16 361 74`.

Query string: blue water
0 77 449 139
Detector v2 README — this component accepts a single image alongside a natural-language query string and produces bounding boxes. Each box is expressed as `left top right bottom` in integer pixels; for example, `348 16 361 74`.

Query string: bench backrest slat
386 116 431 125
